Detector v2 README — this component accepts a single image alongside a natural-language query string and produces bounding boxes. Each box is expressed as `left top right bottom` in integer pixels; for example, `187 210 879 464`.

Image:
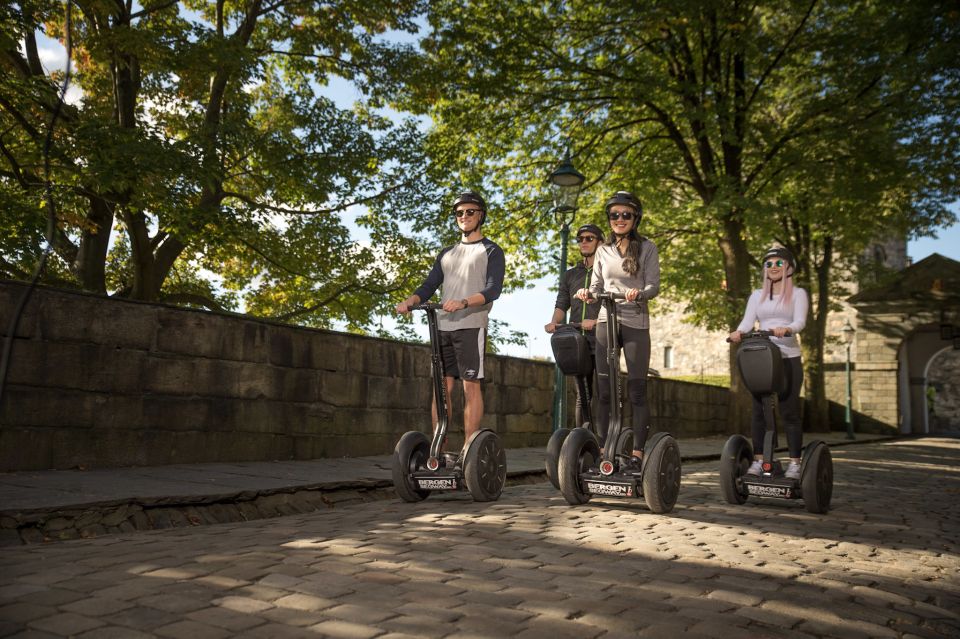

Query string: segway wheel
615 429 635 460
391 431 431 502
801 442 833 514
464 430 506 502
719 435 752 505
642 434 681 514
545 428 571 490
558 427 600 505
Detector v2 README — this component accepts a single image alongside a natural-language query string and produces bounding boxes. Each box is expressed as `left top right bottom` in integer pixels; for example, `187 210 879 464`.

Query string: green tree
1 0 436 331
387 0 959 427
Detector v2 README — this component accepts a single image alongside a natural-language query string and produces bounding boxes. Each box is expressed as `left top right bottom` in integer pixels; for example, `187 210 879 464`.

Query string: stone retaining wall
0 280 730 471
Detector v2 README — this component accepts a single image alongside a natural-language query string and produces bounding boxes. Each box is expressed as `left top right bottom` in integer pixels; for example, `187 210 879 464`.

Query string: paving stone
28 612 104 635
155 619 232 639
309 618 384 639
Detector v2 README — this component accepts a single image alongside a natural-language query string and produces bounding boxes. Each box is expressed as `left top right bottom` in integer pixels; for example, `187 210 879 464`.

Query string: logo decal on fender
585 482 631 497
417 478 457 490
746 484 792 498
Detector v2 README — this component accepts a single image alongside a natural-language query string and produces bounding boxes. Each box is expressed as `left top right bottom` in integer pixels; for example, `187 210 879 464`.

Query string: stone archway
901 326 955 434
927 347 960 433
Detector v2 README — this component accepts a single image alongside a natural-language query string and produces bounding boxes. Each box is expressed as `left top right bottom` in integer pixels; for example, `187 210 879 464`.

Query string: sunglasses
608 211 634 221
765 259 785 268
575 236 598 243
455 208 481 218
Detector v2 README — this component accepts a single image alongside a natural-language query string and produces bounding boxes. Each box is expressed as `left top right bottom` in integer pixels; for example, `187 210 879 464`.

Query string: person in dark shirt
545 223 603 426
395 191 505 459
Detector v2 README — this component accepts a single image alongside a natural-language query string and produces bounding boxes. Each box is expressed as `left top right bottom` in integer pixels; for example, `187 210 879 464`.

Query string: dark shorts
439 328 486 381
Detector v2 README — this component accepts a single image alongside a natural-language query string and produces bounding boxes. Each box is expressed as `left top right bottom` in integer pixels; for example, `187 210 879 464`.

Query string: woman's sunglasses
608 211 634 221
765 259 785 268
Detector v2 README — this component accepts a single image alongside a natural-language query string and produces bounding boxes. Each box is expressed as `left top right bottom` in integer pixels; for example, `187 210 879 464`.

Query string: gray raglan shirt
588 239 660 329
413 237 505 331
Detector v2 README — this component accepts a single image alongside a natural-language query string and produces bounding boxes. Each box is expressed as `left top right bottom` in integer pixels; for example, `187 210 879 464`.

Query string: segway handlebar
726 329 792 343
587 291 627 301
411 302 445 311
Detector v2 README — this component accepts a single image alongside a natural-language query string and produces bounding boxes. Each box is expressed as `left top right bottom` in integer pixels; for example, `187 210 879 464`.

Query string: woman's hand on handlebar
728 330 742 343
575 288 595 303
625 288 641 302
771 326 792 338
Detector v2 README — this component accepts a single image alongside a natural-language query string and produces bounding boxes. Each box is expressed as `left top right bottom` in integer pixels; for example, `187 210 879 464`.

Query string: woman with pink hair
729 246 809 479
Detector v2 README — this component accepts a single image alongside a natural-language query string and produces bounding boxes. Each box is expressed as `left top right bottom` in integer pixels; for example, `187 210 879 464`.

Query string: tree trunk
801 235 833 433
73 196 114 293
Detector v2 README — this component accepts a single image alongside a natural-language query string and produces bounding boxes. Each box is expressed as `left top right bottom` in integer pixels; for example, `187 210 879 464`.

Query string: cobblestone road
1 438 958 638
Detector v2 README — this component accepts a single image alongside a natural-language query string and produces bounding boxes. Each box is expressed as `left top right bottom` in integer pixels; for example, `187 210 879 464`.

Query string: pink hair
761 264 794 307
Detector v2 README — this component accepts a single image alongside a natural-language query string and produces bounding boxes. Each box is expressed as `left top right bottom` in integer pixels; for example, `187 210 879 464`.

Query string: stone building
846 253 960 434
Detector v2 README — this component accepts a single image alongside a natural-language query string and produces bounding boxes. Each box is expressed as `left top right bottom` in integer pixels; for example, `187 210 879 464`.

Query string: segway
720 330 833 513
557 292 681 513
545 323 595 489
391 303 507 502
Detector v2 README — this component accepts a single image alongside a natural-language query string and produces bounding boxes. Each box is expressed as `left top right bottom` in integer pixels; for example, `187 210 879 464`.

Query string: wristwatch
460 298 469 310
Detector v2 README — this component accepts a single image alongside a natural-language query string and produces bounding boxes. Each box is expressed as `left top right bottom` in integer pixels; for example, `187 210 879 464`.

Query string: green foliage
1 0 437 334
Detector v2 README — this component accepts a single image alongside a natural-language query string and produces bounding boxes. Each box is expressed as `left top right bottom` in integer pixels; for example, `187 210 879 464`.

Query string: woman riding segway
559 191 680 513
722 246 832 513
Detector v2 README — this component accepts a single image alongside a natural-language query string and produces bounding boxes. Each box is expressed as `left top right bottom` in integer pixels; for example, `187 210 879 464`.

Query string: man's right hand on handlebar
728 330 742 343
395 295 420 315
575 288 595 303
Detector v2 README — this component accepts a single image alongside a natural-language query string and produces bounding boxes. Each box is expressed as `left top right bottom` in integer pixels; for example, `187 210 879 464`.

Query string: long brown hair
605 227 644 276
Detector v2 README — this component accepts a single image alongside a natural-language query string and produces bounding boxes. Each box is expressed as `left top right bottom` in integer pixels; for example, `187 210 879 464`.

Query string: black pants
751 356 803 458
574 334 597 427
595 324 650 452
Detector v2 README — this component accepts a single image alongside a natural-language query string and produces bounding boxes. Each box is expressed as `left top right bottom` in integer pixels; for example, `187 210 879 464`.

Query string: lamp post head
548 151 585 226
841 319 855 345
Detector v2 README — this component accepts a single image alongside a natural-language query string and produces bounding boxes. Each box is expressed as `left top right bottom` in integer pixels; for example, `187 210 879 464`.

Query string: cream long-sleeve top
736 287 809 358
588 238 660 329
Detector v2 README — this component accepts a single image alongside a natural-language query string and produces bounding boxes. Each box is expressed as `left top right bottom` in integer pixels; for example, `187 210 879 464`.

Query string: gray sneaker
746 460 763 476
785 461 801 480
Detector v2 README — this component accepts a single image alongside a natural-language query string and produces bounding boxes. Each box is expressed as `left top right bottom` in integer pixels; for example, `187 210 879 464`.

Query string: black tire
545 428 572 490
719 435 752 505
464 430 507 502
615 428 634 460
391 431 431 502
558 427 600 505
801 442 833 514
642 434 681 514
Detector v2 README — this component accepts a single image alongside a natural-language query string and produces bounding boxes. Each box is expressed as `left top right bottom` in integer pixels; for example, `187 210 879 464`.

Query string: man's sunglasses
765 259 785 268
455 208 481 218
608 211 634 221
576 236 598 243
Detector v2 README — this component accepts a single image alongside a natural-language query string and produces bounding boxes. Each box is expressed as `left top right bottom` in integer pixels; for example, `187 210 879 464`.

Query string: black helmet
452 190 487 225
762 246 796 271
575 223 604 239
604 191 643 222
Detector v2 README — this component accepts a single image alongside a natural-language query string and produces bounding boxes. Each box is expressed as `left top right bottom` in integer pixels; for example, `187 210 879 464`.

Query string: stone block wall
0 280 730 471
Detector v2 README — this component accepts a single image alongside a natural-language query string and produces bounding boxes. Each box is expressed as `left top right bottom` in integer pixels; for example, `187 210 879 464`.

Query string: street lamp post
842 319 856 440
548 151 586 432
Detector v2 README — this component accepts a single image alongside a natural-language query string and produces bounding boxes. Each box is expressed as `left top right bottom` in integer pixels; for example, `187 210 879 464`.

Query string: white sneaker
785 462 801 480
746 460 763 476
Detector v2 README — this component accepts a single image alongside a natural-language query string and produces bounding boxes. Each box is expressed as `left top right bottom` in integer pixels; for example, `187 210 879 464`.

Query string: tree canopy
1 0 443 334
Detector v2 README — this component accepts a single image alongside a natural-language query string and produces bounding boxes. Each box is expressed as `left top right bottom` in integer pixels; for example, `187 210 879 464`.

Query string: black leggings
595 324 650 452
751 356 803 458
